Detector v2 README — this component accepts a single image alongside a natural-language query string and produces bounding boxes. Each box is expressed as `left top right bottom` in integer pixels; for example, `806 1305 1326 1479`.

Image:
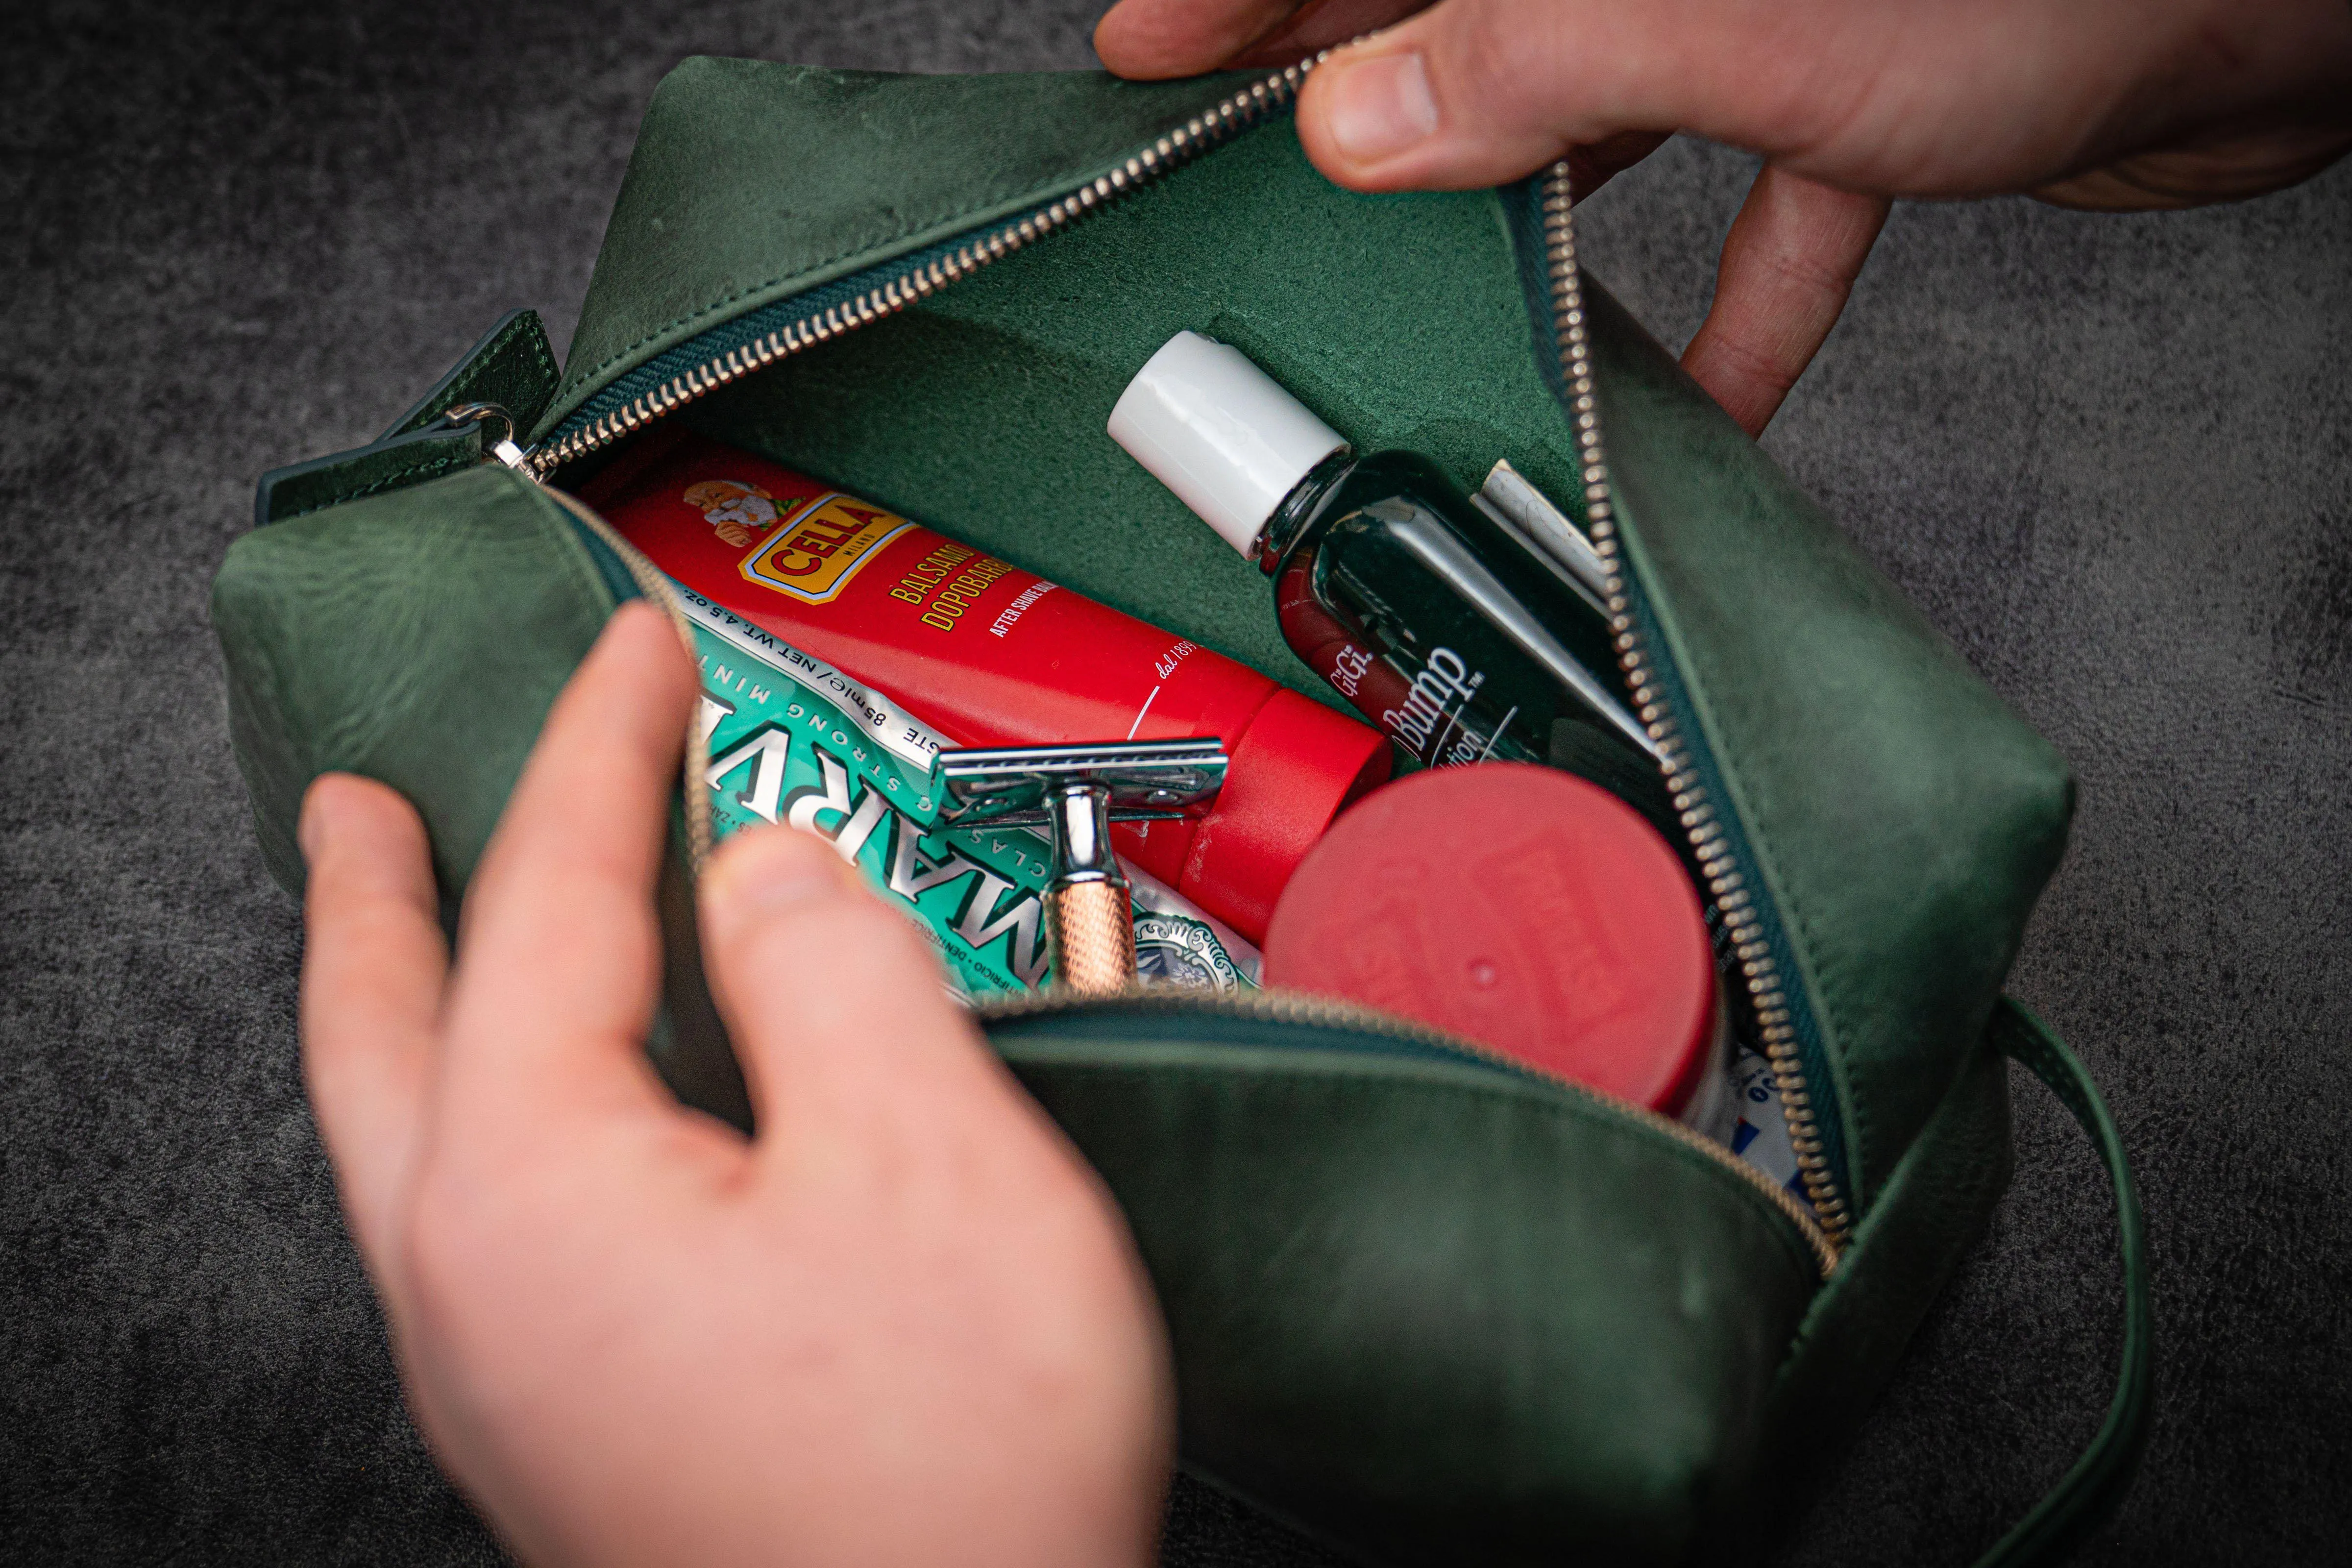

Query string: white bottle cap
1108 331 1348 557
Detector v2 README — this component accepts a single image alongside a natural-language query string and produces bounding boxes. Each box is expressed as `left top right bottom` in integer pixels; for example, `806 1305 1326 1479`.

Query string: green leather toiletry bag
212 58 2149 1567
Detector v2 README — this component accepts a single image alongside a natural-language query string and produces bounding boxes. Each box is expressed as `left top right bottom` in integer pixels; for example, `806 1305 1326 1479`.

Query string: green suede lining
683 120 1587 714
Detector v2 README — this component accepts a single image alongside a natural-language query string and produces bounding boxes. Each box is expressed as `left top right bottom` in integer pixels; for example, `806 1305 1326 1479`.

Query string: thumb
695 822 1007 1147
1294 0 1855 192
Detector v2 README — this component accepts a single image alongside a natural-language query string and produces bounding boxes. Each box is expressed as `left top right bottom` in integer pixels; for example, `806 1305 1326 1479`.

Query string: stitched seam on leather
514 316 558 403
414 314 559 430
555 142 1205 407
1009 1050 1823 1283
405 321 514 431
277 448 473 522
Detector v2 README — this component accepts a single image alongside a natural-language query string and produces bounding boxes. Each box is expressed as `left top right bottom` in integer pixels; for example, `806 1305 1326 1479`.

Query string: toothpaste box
678 583 1259 998
1726 1040 1817 1209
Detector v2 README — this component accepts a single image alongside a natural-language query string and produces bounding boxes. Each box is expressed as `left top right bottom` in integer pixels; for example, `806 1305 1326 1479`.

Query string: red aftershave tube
588 431 1393 943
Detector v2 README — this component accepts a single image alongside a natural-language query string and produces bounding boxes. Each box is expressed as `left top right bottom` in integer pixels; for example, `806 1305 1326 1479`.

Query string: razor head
936 739 1228 827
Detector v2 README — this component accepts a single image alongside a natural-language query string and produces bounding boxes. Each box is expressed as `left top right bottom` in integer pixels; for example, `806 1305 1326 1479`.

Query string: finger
2034 122 2352 212
1095 0 1430 79
1292 0 1670 190
1094 0 1306 79
694 821 1001 1149
1286 0 2345 202
1679 166 1888 438
299 772 448 1300
1563 128 1670 203
1289 0 1903 193
439 601 699 1123
1225 0 1431 69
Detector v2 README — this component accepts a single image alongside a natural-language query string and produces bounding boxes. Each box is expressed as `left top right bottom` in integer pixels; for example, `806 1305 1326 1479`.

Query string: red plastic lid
1263 763 1716 1117
1175 688 1394 945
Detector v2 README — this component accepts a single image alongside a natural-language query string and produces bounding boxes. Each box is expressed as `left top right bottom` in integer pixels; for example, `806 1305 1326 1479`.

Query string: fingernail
703 828 859 934
1322 49 1440 165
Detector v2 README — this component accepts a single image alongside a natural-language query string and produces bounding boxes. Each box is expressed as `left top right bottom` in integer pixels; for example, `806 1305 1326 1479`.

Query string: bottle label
1379 646 1499 764
1276 551 1529 767
1305 634 1524 768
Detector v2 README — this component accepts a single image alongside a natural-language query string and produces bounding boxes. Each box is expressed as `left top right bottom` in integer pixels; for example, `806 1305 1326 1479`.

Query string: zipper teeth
1538 167 1851 1248
540 483 716 869
517 61 1846 1256
527 54 1334 479
978 984 1838 1277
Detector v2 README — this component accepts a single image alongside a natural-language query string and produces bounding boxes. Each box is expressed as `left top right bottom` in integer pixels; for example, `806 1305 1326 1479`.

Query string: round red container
1263 763 1721 1120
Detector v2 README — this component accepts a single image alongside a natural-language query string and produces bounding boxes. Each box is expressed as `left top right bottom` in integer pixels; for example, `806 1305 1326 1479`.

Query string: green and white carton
679 583 1261 999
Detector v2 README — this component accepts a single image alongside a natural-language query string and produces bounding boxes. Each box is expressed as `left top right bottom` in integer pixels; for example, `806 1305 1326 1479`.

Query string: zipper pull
441 402 537 478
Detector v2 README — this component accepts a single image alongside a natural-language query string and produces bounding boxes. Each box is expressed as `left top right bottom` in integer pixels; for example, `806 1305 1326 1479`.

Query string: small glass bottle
1109 332 1661 806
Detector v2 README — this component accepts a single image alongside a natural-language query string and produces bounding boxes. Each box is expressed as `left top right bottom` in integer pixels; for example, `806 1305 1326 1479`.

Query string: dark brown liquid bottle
1109 332 1664 814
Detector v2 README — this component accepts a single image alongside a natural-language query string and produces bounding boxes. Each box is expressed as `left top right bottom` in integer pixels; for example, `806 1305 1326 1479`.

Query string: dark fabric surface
1 0 2343 1562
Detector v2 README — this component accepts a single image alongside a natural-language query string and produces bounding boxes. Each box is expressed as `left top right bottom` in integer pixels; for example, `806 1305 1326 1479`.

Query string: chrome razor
936 739 1228 996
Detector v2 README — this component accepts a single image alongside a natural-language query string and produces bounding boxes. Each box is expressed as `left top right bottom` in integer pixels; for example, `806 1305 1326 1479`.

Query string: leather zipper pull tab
441 402 535 476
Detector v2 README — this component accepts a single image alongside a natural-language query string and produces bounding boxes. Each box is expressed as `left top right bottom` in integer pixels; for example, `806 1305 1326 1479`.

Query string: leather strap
1971 1000 2153 1567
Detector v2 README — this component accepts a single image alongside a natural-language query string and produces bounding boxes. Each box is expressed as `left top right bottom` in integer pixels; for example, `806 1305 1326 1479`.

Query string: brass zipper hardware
976 984 1839 1278
523 55 1335 479
1536 167 1851 1247
538 481 717 870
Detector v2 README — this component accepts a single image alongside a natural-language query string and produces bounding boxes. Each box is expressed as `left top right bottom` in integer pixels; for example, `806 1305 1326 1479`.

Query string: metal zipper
523 54 1337 479
1535 167 1851 1247
495 54 1852 1250
977 984 1838 1278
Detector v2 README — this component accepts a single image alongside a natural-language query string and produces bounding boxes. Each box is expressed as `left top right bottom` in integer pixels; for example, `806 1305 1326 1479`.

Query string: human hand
297 602 1173 1568
1096 0 2352 435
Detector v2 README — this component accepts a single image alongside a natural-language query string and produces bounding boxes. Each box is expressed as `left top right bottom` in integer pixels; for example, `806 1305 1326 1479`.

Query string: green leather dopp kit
214 54 2151 1566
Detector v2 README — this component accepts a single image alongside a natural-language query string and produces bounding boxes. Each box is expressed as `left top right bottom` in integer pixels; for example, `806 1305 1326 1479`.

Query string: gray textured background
3 1 2346 1562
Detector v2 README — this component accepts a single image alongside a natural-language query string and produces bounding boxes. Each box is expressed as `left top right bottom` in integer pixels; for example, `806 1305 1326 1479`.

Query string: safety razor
936 739 1228 996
